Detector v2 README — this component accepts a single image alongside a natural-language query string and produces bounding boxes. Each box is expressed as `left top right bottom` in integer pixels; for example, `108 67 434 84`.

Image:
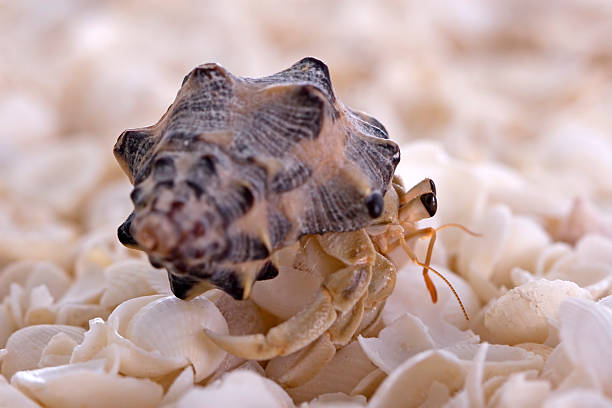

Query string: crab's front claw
204 291 336 360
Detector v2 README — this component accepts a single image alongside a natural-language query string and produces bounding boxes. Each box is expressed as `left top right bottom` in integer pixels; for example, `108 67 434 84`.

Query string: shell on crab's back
114 58 399 253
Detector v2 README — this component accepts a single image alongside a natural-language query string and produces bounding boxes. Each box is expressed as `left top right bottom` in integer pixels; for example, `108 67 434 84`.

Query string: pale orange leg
402 223 480 303
401 227 438 303
391 227 470 320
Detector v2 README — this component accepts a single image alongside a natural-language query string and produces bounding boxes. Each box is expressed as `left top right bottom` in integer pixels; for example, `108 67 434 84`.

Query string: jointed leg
389 226 470 320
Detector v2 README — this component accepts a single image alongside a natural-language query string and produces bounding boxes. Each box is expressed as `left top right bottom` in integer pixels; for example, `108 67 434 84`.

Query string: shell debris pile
3 1 612 407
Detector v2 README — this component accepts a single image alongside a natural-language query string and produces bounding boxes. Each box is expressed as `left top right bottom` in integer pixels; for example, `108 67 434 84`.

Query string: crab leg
265 333 336 387
205 262 372 360
205 290 336 360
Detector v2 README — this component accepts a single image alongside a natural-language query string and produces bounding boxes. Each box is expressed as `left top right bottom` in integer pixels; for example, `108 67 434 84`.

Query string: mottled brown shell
114 57 400 300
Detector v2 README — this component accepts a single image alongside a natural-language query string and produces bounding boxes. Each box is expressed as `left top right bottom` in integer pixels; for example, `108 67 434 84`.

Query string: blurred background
1 0 612 266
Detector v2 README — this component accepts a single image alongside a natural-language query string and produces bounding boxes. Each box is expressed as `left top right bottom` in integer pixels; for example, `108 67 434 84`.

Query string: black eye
365 191 384 218
420 193 437 217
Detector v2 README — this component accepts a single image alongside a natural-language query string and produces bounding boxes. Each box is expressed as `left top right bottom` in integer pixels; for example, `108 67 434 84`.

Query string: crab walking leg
328 295 366 346
365 252 397 306
205 263 372 360
401 227 438 302
205 290 336 360
265 333 336 387
395 230 470 320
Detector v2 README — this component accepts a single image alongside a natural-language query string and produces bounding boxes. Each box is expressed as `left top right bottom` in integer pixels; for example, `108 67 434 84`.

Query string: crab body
114 58 400 301
114 58 445 386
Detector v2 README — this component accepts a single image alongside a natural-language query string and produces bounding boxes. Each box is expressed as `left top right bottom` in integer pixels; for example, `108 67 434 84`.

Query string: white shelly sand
2 1 612 407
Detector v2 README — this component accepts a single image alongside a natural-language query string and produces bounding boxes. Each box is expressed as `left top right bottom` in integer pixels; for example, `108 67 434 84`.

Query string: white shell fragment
0 375 41 408
487 371 551 408
2 325 85 380
359 313 435 374
6 139 106 216
69 295 228 382
11 359 163 408
483 279 591 344
368 350 466 408
99 260 166 308
556 298 612 394
173 370 294 408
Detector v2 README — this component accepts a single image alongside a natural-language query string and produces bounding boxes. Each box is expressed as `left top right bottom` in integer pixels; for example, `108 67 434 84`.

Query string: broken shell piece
173 370 293 408
84 180 134 232
0 302 17 348
358 313 435 374
557 298 612 395
489 215 551 288
6 139 106 216
445 343 543 379
305 393 367 407
350 368 386 399
100 260 164 308
124 295 228 381
11 359 163 408
541 389 612 408
69 317 107 364
368 350 466 408
510 267 536 287
94 295 228 381
487 371 551 408
456 205 512 283
541 344 575 389
544 235 612 293
551 198 612 245
534 243 573 276
463 342 487 408
0 202 77 267
484 279 591 344
55 303 109 327
574 234 612 269
159 365 195 406
38 332 80 368
0 260 70 302
1 325 85 379
73 231 139 278
0 376 41 408
24 285 56 326
515 342 553 360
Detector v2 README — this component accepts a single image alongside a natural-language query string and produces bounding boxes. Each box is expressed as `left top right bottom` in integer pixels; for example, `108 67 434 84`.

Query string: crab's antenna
436 223 481 237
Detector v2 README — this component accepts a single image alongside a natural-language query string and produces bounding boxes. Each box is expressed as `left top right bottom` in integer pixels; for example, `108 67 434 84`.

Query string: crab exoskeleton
114 57 453 385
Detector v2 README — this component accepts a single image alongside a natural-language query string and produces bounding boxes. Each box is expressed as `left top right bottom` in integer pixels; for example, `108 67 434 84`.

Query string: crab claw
204 291 336 360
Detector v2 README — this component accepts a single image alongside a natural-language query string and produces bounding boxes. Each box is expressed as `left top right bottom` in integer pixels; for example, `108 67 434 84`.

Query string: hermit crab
114 57 467 383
